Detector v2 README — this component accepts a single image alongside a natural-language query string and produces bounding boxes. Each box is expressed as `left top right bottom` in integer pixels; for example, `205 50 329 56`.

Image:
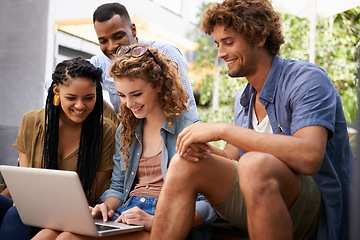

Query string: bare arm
181 141 239 162
91 196 122 222
223 143 240 160
18 151 28 167
192 211 204 227
116 208 205 231
104 196 123 212
177 123 327 175
0 187 11 198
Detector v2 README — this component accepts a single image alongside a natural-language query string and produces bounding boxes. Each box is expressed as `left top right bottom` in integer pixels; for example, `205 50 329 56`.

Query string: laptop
0 165 144 236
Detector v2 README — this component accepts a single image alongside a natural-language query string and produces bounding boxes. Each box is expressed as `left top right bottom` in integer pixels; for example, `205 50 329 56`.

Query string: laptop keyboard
95 223 122 232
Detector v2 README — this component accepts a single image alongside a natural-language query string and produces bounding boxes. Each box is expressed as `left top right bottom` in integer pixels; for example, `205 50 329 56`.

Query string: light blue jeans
112 195 212 240
113 195 157 220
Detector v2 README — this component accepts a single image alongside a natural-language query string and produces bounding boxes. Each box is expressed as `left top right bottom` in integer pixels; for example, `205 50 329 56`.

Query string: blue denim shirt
89 39 198 116
101 111 218 225
234 55 353 240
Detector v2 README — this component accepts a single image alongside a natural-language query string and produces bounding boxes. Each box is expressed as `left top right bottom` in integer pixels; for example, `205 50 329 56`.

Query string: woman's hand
116 207 153 231
90 203 115 222
181 142 211 162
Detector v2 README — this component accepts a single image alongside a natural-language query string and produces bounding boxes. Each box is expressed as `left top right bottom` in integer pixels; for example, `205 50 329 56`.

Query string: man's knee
238 152 276 178
238 152 281 200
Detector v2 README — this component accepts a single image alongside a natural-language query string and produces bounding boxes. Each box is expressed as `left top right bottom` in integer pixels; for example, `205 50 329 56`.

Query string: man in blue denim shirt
89 3 198 116
151 0 353 240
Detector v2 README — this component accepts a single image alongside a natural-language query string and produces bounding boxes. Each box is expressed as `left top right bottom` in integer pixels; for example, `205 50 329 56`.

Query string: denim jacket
101 111 218 225
234 55 353 240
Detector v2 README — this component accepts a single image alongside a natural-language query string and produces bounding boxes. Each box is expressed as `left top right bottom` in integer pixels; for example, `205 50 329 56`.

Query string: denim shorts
113 195 158 220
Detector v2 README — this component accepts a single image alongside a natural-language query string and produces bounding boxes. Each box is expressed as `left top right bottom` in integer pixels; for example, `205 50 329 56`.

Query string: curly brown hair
109 44 189 169
201 0 284 55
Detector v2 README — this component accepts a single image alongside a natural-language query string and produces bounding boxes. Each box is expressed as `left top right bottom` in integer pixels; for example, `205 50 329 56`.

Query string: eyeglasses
116 45 160 65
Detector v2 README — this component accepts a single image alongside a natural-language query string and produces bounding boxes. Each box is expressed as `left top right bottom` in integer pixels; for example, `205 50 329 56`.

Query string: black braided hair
43 57 103 203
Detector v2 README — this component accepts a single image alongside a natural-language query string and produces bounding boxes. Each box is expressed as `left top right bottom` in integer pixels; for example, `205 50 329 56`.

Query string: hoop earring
53 94 60 106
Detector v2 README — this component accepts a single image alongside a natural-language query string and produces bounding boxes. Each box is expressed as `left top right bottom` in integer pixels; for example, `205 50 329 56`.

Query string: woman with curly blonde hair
110 44 189 171
33 44 217 240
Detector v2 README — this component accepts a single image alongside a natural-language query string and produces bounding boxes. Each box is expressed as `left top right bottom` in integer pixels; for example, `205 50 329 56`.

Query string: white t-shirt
250 105 273 134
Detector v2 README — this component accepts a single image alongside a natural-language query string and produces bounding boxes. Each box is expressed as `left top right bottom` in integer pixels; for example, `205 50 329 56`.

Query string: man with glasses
150 0 353 240
90 3 198 116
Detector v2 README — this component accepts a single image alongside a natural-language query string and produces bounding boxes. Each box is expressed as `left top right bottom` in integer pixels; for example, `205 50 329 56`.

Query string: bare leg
32 229 61 240
56 231 149 240
33 230 150 240
238 152 302 240
151 153 235 240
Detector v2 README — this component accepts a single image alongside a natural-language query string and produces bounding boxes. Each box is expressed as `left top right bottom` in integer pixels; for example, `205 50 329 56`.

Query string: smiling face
114 76 163 120
94 14 137 60
53 77 97 124
214 25 258 78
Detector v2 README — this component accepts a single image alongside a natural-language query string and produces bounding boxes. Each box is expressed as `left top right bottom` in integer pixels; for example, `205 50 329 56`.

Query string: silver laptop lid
0 166 99 235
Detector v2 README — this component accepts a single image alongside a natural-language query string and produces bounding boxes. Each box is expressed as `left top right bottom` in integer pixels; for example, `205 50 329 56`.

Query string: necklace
143 138 163 189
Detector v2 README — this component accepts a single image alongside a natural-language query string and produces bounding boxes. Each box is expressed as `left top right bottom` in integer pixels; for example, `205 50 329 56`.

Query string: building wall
0 0 49 126
0 0 200 126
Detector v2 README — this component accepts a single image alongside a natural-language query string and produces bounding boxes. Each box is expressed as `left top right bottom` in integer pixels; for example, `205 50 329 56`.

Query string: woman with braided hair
33 44 217 240
0 57 116 239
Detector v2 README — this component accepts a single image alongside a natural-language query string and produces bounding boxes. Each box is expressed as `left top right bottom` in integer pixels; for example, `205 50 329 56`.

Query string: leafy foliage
279 9 360 121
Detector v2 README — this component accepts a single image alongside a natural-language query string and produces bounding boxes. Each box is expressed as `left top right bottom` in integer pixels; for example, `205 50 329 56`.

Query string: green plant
279 9 360 121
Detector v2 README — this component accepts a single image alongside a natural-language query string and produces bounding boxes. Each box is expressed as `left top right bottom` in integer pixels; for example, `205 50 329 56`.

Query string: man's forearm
220 123 327 175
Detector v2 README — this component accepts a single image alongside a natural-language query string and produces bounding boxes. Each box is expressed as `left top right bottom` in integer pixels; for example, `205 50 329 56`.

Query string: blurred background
0 0 359 130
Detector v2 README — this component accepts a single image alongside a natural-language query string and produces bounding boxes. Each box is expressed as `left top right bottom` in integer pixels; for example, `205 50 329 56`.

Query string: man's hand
116 207 153 231
176 123 221 157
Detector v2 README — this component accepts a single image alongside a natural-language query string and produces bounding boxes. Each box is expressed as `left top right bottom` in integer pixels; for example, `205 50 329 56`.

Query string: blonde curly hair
109 44 189 169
